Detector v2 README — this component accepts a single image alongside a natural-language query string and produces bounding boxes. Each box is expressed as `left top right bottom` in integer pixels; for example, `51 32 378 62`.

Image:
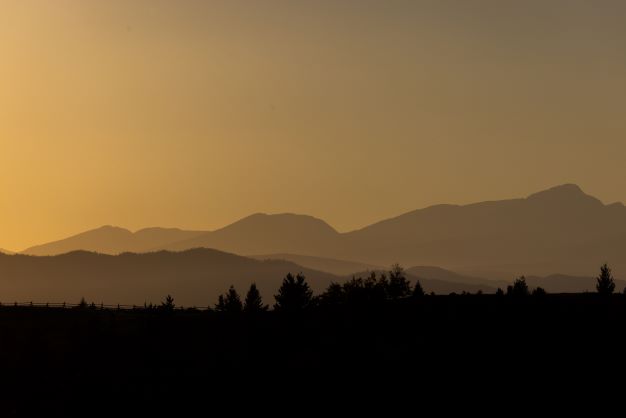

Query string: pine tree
274 273 313 312
215 295 227 311
387 264 412 299
161 294 175 311
215 286 243 313
243 283 268 313
596 264 616 295
412 281 425 298
532 287 547 296
320 282 344 306
507 277 529 297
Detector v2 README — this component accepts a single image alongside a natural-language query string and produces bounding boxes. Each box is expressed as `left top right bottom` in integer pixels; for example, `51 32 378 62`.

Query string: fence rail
0 301 210 311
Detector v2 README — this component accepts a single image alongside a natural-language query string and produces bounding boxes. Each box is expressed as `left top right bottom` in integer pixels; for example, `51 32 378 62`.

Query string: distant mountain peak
526 184 602 206
529 183 583 196
222 212 338 234
94 225 132 233
22 225 206 256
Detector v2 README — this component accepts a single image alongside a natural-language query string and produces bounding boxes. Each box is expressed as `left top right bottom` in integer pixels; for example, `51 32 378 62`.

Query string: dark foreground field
1 293 625 415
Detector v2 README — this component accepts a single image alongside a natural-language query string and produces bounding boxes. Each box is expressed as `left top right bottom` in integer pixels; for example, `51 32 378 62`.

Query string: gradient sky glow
2 0 626 251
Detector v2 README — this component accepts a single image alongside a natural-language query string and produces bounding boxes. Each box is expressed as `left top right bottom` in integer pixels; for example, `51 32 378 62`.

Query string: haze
2 0 626 251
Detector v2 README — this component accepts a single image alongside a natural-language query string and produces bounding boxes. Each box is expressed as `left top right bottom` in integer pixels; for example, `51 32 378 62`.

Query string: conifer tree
243 283 268 313
596 264 616 295
161 294 175 311
274 273 313 312
412 281 425 298
216 286 243 313
388 264 412 299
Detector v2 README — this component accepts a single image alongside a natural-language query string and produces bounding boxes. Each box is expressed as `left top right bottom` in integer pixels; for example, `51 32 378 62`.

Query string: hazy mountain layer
19 184 626 277
0 250 515 306
23 226 206 256
406 266 626 293
0 249 337 306
249 253 382 276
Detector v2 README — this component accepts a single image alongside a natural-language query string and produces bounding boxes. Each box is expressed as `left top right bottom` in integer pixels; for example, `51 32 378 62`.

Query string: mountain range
0 249 509 305
15 184 626 279
0 249 338 306
0 249 616 305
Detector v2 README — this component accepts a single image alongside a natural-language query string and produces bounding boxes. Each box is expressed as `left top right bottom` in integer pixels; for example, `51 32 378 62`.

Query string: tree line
152 263 623 314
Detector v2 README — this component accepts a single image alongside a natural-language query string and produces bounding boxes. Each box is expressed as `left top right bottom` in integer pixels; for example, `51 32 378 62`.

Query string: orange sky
2 0 626 251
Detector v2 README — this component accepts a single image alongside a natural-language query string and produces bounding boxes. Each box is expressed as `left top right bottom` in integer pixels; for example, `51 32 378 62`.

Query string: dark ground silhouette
1 265 625 415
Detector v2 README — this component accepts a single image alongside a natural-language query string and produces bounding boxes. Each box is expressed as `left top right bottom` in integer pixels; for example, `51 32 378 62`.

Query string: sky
1 0 626 251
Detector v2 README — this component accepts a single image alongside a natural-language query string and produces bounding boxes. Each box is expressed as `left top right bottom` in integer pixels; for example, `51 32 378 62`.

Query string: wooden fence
0 301 210 311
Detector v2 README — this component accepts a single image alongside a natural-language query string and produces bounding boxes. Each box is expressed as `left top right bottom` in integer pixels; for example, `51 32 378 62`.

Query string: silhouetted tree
495 288 504 296
367 272 388 302
596 264 615 295
320 282 345 306
216 295 226 310
215 286 243 313
339 272 388 305
412 281 425 298
77 297 88 309
387 264 412 299
243 283 268 313
532 287 547 296
377 272 389 295
161 294 175 311
507 277 529 297
274 273 313 312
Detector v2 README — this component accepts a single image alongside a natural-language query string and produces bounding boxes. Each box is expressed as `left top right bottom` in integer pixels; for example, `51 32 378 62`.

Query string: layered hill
406 266 626 293
160 213 339 256
19 184 626 278
0 249 336 306
340 184 626 276
23 227 206 256
0 250 514 306
249 253 381 276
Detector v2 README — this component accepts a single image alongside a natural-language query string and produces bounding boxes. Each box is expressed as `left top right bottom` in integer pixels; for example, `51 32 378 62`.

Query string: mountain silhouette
0 248 14 255
249 253 381 276
23 226 205 256
340 184 626 276
19 184 626 278
0 249 337 306
405 265 626 293
406 266 498 288
160 213 339 255
0 250 506 305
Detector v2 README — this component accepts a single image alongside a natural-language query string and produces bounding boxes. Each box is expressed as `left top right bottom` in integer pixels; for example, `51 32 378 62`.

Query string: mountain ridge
18 184 626 278
0 248 518 305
